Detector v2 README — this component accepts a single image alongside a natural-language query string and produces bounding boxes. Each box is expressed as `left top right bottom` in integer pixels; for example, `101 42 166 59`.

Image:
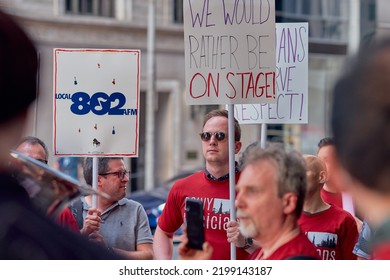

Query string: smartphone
185 198 204 250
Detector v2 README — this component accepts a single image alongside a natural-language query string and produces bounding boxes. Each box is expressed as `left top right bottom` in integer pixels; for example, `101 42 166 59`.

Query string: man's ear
282 192 298 215
97 175 104 187
235 141 242 154
319 170 327 184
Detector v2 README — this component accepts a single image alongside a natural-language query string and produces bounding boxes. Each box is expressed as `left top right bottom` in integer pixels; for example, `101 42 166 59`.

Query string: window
266 124 285 144
65 0 115 17
367 1 376 21
275 0 349 43
173 0 183 23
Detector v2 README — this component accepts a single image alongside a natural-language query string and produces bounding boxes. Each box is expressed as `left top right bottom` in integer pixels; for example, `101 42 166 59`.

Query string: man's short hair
317 137 335 149
238 141 261 169
16 136 49 162
203 109 241 141
83 157 123 185
331 38 390 193
0 10 37 124
241 143 306 218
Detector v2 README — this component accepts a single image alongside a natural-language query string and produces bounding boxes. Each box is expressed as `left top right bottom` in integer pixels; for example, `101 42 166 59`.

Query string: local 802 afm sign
53 49 140 157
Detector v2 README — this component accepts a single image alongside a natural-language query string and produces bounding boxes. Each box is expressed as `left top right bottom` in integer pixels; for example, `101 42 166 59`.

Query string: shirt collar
205 162 239 181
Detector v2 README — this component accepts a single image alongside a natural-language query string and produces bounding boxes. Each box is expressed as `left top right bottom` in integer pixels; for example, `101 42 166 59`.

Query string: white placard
233 22 308 124
184 0 276 105
53 49 140 156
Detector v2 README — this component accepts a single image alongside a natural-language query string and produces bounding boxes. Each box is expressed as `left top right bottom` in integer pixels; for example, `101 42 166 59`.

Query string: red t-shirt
320 188 343 208
298 205 358 260
158 171 248 260
56 208 79 233
248 231 320 260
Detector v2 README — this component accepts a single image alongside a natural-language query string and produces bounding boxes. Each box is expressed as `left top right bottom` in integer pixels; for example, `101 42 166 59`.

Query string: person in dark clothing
331 38 390 259
0 9 120 259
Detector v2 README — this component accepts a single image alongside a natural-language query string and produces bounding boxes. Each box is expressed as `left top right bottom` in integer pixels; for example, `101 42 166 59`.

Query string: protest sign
233 22 309 124
53 49 140 156
184 0 276 105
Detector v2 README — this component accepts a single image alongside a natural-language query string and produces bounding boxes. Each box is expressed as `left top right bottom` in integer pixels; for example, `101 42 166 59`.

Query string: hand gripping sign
53 49 140 157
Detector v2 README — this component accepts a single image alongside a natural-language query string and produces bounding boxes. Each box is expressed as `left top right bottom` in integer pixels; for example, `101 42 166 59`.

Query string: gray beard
239 222 258 239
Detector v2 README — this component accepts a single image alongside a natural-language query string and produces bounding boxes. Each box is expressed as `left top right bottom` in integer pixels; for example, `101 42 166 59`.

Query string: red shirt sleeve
157 182 185 233
56 208 80 233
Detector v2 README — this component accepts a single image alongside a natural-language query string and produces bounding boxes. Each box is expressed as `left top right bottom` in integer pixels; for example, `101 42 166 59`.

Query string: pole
92 157 98 208
145 0 156 191
228 104 236 260
348 0 360 56
260 123 267 148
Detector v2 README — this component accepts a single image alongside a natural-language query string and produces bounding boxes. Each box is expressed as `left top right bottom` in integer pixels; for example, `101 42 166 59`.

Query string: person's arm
354 216 363 233
353 220 372 260
113 243 153 260
153 226 174 259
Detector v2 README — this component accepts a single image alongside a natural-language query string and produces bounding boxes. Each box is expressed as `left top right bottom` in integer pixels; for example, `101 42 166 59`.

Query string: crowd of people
1 8 390 260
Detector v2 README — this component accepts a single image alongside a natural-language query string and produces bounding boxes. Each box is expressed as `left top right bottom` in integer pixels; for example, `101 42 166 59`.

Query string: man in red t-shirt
298 155 358 260
179 144 320 260
154 109 250 260
317 137 362 232
317 137 344 209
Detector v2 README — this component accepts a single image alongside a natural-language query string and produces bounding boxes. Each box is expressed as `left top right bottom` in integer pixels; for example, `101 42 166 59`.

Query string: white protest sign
233 22 308 124
53 49 140 156
184 0 276 105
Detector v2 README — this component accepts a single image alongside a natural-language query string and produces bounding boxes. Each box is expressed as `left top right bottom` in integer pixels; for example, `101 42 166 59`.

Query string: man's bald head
303 155 327 196
304 155 326 179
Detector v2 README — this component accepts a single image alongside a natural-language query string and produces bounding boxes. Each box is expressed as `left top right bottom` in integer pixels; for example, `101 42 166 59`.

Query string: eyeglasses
99 170 130 180
199 131 226 142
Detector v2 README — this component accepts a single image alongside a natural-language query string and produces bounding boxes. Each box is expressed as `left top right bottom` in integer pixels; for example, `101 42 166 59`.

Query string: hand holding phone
185 198 204 250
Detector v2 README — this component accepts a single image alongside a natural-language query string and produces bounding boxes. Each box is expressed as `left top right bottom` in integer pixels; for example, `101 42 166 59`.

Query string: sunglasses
199 131 226 142
100 170 130 180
